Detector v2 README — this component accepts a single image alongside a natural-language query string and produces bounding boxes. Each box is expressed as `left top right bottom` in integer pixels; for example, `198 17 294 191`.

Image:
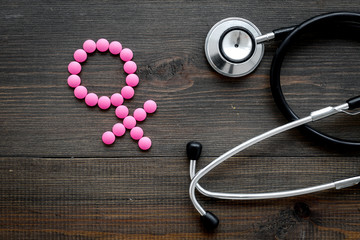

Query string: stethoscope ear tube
188 98 360 230
270 12 360 148
187 101 341 228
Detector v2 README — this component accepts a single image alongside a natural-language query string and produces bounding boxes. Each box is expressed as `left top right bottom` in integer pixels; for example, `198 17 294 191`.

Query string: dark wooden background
1 1 360 239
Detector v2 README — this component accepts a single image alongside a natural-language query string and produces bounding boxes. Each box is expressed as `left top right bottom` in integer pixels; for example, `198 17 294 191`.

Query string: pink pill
138 137 152 150
133 108 147 121
115 105 129 119
74 49 87 63
121 86 135 99
102 131 115 145
120 48 133 61
144 100 157 113
85 93 98 107
123 116 136 129
83 39 96 53
67 75 81 88
68 61 81 75
74 85 88 99
112 123 126 137
124 61 137 74
109 41 122 55
96 38 109 52
98 96 111 110
126 74 139 87
130 127 144 140
111 93 124 107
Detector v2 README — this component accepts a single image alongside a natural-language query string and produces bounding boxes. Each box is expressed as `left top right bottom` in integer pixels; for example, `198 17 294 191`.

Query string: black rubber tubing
270 12 360 148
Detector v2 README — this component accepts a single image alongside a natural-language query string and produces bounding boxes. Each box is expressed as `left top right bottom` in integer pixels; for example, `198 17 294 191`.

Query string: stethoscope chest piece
205 17 264 77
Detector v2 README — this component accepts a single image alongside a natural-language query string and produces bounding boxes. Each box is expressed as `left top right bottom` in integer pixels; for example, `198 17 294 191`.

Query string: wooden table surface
1 1 360 239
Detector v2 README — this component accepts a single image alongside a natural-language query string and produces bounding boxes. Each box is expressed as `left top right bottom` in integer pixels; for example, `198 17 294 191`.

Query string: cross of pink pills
67 38 157 150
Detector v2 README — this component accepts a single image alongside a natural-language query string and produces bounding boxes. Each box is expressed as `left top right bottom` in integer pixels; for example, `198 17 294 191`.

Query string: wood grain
1 1 360 239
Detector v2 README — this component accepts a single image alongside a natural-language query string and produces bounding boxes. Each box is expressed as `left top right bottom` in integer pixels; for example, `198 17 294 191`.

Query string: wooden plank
0 157 360 239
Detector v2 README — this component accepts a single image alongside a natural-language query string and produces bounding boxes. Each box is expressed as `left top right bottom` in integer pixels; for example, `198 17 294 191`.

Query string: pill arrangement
67 38 157 150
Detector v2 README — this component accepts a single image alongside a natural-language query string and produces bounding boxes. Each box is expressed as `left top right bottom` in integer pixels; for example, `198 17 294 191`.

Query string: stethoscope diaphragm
204 17 264 77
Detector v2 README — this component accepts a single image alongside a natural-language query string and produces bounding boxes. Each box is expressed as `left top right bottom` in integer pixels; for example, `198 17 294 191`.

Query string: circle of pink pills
69 38 139 110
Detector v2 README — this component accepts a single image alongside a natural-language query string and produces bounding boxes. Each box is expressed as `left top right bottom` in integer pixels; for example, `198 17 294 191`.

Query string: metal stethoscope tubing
188 101 360 230
195 12 360 230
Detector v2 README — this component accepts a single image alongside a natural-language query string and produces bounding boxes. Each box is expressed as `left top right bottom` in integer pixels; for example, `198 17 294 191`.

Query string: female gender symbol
67 38 157 150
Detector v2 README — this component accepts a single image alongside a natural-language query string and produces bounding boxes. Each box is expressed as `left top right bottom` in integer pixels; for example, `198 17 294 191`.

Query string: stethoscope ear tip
186 141 202 161
200 211 219 230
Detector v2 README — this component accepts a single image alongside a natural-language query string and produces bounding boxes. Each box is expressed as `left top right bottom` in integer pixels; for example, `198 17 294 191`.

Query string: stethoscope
188 12 360 230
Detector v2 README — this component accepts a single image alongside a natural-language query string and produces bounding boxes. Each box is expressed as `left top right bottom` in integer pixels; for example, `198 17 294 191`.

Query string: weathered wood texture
1 1 360 239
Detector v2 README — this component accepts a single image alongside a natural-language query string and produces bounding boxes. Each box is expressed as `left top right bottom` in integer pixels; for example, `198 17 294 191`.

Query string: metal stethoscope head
205 17 273 77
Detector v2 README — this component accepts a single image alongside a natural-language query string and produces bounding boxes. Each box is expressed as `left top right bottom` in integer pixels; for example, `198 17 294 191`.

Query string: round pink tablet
74 85 88 99
68 61 81 74
111 93 124 106
102 131 115 145
124 61 137 74
120 48 133 61
109 41 122 55
83 39 96 53
126 74 139 87
144 100 157 113
96 38 109 52
138 137 152 150
133 108 147 121
121 86 135 99
98 96 111 110
112 123 126 137
123 116 136 129
67 74 81 88
74 49 87 63
115 105 129 119
85 93 98 107
130 127 144 140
